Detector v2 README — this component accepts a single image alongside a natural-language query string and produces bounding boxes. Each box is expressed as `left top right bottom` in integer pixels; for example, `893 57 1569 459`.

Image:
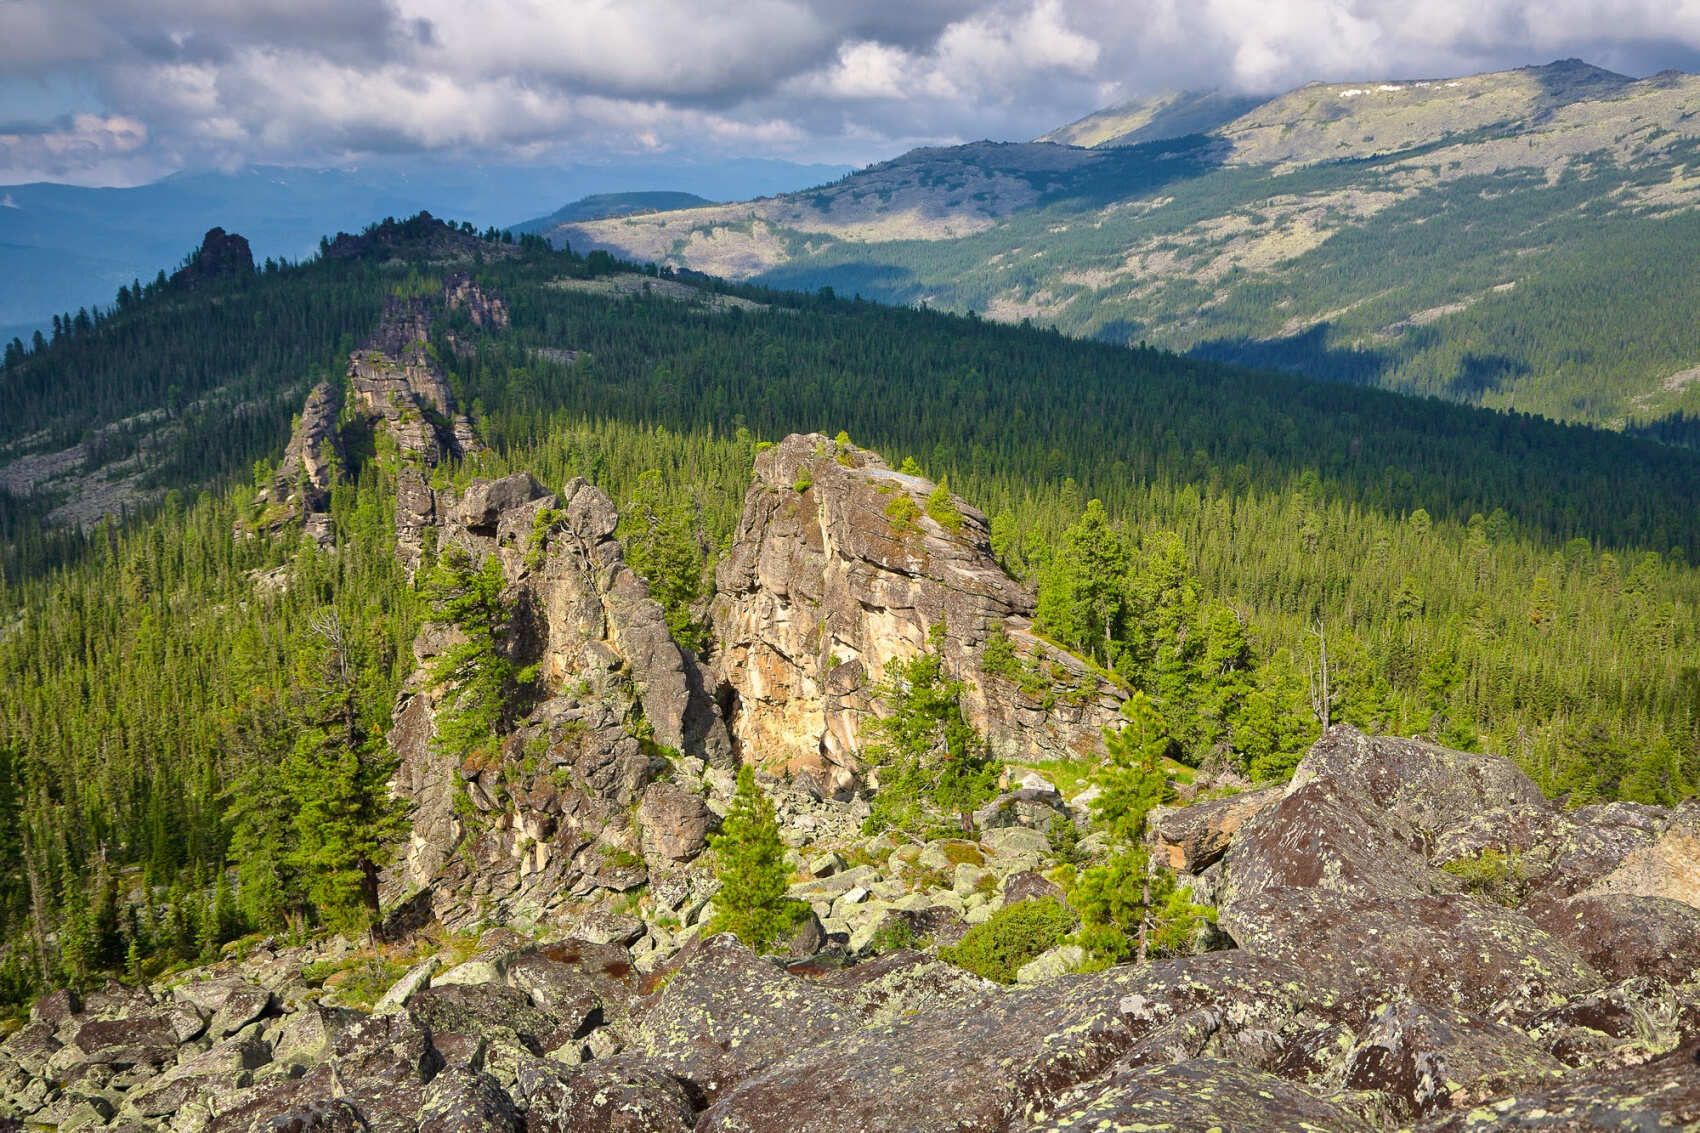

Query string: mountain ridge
539 58 1700 428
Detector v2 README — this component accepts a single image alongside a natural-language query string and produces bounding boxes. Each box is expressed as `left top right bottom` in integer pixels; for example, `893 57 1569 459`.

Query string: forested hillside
547 60 1700 430
0 221 1696 1008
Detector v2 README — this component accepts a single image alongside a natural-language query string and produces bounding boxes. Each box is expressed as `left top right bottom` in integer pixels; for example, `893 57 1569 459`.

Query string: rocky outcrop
170 227 255 287
711 433 1124 794
261 380 344 544
1214 729 1617 1017
347 297 482 568
259 275 498 552
387 473 731 930
323 212 522 263
446 273 511 331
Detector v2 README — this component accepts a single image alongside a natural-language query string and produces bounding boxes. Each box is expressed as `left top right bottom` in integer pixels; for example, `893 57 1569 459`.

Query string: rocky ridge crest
257 277 501 561
386 471 733 933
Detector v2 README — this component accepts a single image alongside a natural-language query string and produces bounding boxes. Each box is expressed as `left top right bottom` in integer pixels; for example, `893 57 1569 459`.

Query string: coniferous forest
0 221 1696 1009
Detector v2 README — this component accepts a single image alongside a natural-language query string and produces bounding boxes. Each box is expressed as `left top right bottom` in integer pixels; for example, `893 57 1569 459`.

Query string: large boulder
1334 999 1564 1119
1525 892 1700 983
417 1067 522 1133
697 950 1348 1132
1417 1040 1700 1130
70 1015 181 1068
627 934 852 1100
1218 732 1601 1017
516 1057 697 1133
638 782 719 863
1149 787 1281 873
1022 1056 1376 1132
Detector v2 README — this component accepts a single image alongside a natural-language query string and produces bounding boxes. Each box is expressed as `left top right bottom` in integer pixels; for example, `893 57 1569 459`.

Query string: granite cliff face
386 473 732 932
711 433 1124 795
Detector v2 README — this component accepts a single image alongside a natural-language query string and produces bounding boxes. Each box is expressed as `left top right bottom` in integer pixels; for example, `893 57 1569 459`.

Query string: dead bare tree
1307 621 1335 730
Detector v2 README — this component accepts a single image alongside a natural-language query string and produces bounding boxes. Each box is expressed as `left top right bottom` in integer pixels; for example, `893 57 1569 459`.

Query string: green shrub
867 917 919 955
792 467 814 493
885 493 922 535
940 897 1076 983
980 625 1054 702
1071 847 1215 967
1048 815 1087 865
939 840 986 867
1442 847 1527 906
926 478 964 533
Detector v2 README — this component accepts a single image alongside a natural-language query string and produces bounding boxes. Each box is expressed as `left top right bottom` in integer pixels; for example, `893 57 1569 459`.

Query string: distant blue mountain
0 156 850 333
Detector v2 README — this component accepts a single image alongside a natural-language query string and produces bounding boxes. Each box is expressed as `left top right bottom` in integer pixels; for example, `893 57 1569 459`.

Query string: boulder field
5 729 1696 1130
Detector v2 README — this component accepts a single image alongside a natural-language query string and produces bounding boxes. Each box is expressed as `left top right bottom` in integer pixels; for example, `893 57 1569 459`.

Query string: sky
4 0 1700 187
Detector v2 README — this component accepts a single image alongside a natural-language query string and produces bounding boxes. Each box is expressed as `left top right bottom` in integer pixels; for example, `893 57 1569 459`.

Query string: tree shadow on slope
1036 134 1229 211
1188 324 1392 389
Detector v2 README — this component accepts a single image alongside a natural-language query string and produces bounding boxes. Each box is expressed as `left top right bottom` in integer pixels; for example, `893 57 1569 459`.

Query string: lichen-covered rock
1220 741 1601 1017
122 1029 272 1119
408 983 566 1060
1525 891 1700 983
1292 727 1549 837
697 950 1346 1133
710 433 1123 794
1334 999 1564 1119
1416 1040 1700 1130
812 949 995 1026
1524 976 1698 1069
515 1056 697 1133
417 1067 522 1133
638 782 719 863
71 1015 180 1068
1021 1056 1376 1132
503 951 605 1033
628 935 851 1101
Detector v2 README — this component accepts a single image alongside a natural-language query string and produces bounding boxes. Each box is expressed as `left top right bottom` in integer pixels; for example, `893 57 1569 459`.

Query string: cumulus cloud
0 113 149 183
1 0 1698 184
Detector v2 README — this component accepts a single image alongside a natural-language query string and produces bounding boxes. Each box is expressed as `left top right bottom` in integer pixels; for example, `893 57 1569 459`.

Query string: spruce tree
1036 499 1132 664
860 645 998 835
623 469 708 653
281 611 407 936
425 549 529 767
707 766 804 952
1072 695 1212 966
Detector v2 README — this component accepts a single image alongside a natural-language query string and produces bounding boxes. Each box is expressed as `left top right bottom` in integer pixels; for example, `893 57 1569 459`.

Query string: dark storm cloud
1 0 1697 184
